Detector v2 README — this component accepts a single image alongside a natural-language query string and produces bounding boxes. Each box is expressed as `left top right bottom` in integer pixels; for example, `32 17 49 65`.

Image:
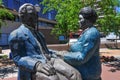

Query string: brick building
0 0 60 46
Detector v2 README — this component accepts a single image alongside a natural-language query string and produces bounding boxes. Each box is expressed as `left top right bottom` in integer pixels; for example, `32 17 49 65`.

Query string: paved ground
101 63 120 80
100 48 120 57
0 48 120 80
100 48 120 80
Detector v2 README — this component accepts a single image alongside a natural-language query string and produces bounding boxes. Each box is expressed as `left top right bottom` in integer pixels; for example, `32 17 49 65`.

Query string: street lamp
35 4 40 31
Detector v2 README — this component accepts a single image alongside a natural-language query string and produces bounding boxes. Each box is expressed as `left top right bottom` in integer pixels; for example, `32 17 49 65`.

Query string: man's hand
35 62 56 76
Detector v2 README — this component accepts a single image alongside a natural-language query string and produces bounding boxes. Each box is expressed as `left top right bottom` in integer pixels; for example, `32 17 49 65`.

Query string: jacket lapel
20 25 38 48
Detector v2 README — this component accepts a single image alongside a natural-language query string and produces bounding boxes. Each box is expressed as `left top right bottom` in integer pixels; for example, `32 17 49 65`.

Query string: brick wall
39 28 59 44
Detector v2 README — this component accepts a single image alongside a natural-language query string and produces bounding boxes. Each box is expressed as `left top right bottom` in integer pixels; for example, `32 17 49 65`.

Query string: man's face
79 14 93 30
25 6 37 27
79 14 86 30
20 5 37 28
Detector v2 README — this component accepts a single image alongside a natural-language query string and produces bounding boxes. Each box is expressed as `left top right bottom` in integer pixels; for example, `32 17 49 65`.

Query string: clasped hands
35 61 55 76
34 50 66 76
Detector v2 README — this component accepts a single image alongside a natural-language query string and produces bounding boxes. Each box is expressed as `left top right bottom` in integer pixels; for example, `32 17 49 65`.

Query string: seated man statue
57 7 102 80
8 3 82 80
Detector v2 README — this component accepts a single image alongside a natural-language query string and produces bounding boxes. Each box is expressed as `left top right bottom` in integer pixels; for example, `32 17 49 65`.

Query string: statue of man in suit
8 3 82 80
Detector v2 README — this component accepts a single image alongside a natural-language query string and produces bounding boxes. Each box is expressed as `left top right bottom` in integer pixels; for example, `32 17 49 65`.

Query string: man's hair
18 3 37 17
79 7 98 23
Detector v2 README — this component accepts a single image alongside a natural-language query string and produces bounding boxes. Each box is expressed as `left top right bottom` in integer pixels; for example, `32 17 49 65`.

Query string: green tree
41 0 120 43
41 0 95 38
96 0 120 48
97 0 120 35
0 0 2 5
41 0 102 38
0 0 14 29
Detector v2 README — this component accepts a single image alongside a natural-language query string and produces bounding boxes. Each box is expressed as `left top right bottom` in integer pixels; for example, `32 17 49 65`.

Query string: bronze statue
8 3 82 80
57 7 102 80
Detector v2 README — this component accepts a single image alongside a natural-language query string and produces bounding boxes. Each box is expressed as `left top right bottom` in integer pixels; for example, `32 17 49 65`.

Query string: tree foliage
97 0 120 36
41 0 92 37
0 0 2 5
41 0 120 38
0 0 14 29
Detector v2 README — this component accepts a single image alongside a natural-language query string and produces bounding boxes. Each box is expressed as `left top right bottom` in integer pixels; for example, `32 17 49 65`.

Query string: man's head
79 7 98 30
19 3 38 28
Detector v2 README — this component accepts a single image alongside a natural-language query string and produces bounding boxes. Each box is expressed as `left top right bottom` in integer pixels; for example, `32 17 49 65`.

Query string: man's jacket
64 27 101 80
8 24 50 80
